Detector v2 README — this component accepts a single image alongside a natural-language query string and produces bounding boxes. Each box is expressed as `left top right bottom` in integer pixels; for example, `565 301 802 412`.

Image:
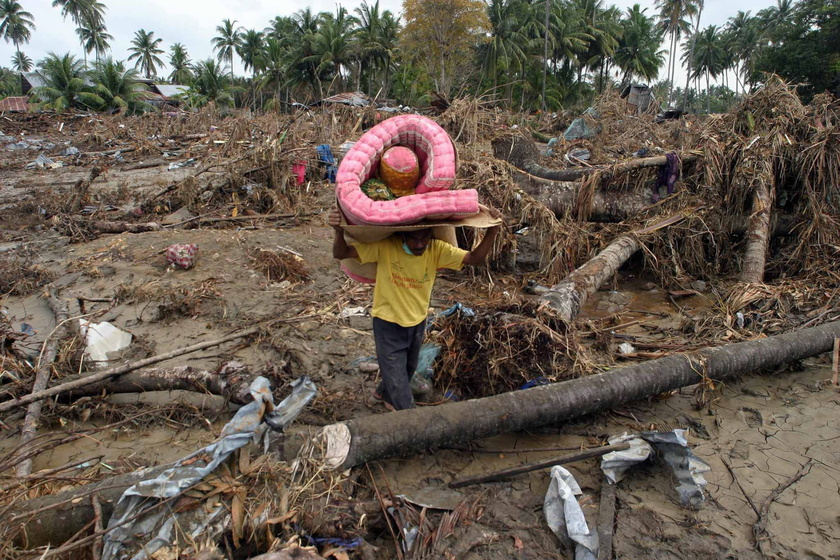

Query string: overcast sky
1 0 778 86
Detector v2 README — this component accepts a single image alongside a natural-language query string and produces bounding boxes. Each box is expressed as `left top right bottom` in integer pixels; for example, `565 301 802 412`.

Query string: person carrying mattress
329 207 502 411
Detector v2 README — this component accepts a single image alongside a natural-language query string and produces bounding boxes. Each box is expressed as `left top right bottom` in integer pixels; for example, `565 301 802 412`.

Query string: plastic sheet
600 430 711 507
102 376 317 560
544 466 599 560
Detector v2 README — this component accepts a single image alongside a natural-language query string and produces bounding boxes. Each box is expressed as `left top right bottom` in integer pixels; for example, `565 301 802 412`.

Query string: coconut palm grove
0 0 837 113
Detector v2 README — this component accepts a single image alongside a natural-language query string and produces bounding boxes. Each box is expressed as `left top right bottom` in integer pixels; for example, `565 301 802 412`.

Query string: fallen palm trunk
59 365 255 404
741 180 774 283
538 211 698 321
8 321 840 547
332 319 840 469
513 169 798 234
16 290 70 478
492 134 699 182
539 235 640 321
511 170 649 222
0 326 261 415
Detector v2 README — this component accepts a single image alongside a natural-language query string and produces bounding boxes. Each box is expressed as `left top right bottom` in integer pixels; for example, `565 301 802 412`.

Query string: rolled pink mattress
336 114 479 226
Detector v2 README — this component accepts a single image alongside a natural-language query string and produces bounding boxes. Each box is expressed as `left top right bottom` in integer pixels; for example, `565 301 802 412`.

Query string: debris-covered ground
1 84 839 560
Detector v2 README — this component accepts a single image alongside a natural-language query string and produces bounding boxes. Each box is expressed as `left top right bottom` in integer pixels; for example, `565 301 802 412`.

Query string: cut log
492 134 699 182
540 235 641 321
7 321 840 548
740 181 774 283
538 210 699 321
16 290 71 477
332 319 840 468
59 365 254 404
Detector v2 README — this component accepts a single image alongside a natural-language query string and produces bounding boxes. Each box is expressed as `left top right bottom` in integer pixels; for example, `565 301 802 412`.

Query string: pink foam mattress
336 115 478 226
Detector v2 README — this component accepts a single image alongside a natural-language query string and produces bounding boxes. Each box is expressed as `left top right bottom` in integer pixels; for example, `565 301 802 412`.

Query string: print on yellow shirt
353 237 467 327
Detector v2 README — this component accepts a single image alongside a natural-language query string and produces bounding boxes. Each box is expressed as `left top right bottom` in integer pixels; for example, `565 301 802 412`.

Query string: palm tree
679 0 703 109
77 20 112 65
212 19 242 78
0 0 35 91
31 52 100 111
655 0 697 106
168 43 193 84
11 50 31 73
614 4 665 85
89 58 150 113
53 0 107 66
187 59 239 107
574 0 621 86
127 29 164 79
307 7 358 95
237 29 265 78
728 11 762 93
481 0 527 99
256 37 287 108
692 24 724 112
354 0 385 94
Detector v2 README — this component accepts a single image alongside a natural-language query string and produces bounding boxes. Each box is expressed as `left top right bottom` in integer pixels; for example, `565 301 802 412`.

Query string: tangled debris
1 79 840 559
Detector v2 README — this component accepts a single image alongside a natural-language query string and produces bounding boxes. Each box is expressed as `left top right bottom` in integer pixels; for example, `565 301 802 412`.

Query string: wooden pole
449 443 629 488
832 338 839 386
0 326 260 415
16 291 70 477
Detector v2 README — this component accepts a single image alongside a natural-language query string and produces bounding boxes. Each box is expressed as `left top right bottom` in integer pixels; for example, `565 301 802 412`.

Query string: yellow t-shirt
353 237 467 327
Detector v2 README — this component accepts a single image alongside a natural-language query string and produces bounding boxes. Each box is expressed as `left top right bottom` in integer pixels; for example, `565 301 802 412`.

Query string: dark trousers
373 317 426 410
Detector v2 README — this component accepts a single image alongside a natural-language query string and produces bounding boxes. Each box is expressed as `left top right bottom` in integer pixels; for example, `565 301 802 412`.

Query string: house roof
23 73 46 89
153 84 189 99
0 97 29 112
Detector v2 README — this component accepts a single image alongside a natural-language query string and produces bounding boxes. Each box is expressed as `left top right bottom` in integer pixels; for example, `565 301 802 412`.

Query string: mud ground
1 117 838 560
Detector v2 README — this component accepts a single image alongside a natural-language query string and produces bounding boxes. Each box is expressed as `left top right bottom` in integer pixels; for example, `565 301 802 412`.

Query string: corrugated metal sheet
0 97 29 112
154 84 189 99
321 92 371 107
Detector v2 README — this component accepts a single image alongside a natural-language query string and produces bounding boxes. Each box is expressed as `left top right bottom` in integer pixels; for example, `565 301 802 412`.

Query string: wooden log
740 180 774 283
540 235 641 321
16 290 70 477
492 134 699 182
332 319 840 469
0 327 261 415
597 482 617 560
511 169 799 235
59 365 254 404
88 220 163 234
7 321 840 548
448 442 629 488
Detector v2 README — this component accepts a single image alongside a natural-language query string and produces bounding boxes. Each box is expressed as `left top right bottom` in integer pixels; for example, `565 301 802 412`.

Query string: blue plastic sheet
316 144 337 183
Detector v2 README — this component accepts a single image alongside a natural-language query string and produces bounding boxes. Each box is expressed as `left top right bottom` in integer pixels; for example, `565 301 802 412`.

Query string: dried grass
428 302 593 399
251 248 310 284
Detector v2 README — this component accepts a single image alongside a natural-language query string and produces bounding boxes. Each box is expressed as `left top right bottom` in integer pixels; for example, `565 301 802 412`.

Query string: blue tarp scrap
316 144 337 183
563 107 601 141
519 376 550 390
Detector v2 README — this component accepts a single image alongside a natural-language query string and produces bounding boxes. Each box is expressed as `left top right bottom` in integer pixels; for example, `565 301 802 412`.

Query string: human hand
486 206 503 220
328 207 344 230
